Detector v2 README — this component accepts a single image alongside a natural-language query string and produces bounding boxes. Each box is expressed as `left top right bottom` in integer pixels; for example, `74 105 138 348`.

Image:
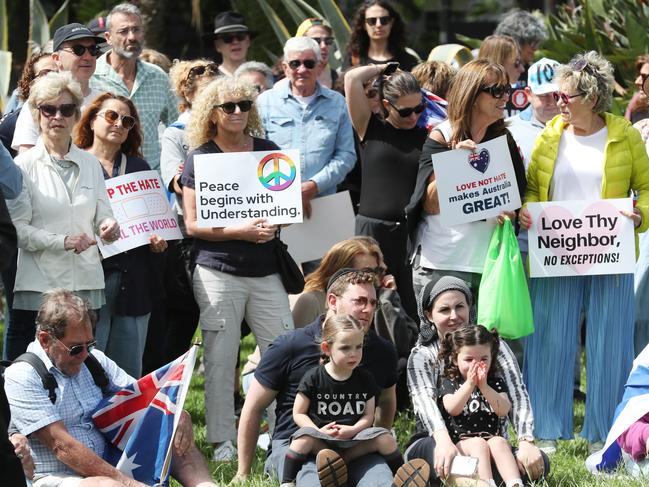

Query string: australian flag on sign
92 346 198 486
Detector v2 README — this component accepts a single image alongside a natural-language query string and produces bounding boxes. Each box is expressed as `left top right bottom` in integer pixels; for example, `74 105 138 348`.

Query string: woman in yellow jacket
519 51 649 450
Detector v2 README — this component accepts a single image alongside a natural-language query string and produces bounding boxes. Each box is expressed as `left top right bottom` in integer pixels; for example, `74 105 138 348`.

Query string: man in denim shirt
257 37 355 218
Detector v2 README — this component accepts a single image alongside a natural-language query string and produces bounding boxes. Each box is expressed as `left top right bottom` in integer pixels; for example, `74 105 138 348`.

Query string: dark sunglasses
365 16 392 26
188 63 220 80
219 32 248 43
569 58 594 75
61 44 102 57
52 334 97 356
388 100 425 117
310 36 335 46
481 84 512 98
287 59 318 70
38 103 77 118
214 100 253 114
363 266 387 277
552 91 586 104
98 109 136 130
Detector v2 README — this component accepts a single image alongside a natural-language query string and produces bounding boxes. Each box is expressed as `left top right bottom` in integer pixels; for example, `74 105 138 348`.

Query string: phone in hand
383 62 399 76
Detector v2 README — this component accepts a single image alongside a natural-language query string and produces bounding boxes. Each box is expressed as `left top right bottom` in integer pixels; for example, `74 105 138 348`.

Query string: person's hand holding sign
236 218 277 244
301 180 318 219
519 207 532 229
620 207 643 228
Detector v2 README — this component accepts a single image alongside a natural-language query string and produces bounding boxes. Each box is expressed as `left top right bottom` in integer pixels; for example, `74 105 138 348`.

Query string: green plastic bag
477 218 534 339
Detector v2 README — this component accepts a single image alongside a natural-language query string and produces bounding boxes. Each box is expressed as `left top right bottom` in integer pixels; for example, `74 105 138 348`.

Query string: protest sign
527 198 635 278
195 149 303 227
98 170 182 258
432 135 521 226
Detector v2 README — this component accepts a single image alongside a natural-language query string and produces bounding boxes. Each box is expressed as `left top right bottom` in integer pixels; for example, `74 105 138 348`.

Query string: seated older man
4 288 216 487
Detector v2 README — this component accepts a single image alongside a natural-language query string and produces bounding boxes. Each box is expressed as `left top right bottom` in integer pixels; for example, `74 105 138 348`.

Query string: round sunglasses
365 16 392 26
214 100 253 114
97 109 136 130
552 91 586 104
480 84 512 98
388 100 425 117
38 103 77 118
309 36 335 46
61 44 102 58
287 59 318 70
188 63 220 80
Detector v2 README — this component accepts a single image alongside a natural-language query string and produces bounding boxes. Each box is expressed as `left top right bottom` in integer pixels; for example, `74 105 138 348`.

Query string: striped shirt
407 338 535 440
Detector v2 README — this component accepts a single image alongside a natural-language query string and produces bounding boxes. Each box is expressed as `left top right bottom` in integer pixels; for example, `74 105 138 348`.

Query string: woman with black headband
406 276 547 484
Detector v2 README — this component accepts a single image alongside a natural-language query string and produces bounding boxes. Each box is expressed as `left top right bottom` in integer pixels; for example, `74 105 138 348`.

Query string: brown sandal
392 458 430 487
316 448 348 487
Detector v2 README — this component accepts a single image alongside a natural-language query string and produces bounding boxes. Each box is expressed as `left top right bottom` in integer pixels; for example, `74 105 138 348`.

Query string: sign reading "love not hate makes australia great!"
432 135 521 227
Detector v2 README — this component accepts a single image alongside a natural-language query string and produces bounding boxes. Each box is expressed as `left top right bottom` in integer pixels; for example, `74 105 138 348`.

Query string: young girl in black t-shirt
438 324 523 487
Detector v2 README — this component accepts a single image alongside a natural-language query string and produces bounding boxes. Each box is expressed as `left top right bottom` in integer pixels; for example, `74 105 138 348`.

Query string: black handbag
273 231 305 294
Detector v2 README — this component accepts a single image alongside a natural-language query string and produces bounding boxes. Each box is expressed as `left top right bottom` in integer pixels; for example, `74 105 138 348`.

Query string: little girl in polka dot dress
438 324 523 487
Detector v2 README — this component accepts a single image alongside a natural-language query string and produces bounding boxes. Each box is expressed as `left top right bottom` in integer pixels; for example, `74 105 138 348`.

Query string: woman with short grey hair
234 61 274 92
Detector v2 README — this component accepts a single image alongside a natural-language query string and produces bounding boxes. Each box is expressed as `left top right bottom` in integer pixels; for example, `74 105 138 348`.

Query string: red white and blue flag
92 346 198 486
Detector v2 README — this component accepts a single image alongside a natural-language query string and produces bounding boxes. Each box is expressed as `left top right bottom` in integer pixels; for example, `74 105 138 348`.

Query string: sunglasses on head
569 58 594 75
97 109 136 130
61 44 101 57
188 63 220 80
51 334 97 356
38 103 77 118
480 84 512 98
214 100 253 114
219 32 248 43
365 16 392 26
388 99 425 117
552 91 586 104
310 36 335 46
287 59 318 70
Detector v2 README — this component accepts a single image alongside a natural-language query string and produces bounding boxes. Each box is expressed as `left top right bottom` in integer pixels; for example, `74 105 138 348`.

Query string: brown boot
316 448 348 487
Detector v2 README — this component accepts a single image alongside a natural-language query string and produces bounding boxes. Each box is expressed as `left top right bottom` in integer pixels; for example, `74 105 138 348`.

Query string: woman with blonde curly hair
180 76 293 462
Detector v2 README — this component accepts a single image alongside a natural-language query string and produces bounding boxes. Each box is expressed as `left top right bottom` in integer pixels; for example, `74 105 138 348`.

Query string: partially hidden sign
432 135 521 226
527 198 636 278
195 149 303 227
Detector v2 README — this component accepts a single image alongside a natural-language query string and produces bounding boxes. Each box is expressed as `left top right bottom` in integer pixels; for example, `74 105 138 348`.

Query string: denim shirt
257 81 356 196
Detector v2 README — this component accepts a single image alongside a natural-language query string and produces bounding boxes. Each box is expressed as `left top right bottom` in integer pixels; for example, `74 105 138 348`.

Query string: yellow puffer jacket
524 113 649 252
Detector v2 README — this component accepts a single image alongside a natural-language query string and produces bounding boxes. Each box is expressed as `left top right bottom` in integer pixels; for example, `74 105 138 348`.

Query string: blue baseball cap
528 57 559 95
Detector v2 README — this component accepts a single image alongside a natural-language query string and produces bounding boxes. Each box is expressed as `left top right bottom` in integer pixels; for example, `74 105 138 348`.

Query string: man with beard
91 3 177 171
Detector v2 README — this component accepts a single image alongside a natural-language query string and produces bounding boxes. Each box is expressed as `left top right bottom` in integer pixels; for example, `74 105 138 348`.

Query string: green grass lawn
2 319 647 486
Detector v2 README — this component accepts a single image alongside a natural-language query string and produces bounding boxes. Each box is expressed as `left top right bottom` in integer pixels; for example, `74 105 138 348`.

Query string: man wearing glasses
4 289 218 487
12 23 105 154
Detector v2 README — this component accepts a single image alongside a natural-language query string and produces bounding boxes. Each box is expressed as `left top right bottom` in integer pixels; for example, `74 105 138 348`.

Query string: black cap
53 23 105 52
203 11 255 41
87 17 108 36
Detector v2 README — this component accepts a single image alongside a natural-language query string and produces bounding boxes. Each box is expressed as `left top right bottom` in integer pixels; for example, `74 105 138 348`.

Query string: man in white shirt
12 23 104 153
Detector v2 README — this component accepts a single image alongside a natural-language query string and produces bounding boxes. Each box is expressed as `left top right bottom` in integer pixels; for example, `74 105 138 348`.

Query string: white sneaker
212 440 237 462
537 439 557 455
279 483 296 487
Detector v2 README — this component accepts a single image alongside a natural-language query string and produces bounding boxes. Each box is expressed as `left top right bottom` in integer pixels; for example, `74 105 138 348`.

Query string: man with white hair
256 37 355 218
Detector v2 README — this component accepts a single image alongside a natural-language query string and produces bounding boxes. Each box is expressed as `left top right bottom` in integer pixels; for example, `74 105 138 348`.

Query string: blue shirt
256 81 356 196
0 142 21 198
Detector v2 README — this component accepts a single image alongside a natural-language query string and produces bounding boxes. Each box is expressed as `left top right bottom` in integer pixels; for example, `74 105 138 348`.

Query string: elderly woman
74 92 166 378
519 51 649 448
181 76 293 462
234 61 274 93
406 276 547 484
406 59 526 300
5 72 119 360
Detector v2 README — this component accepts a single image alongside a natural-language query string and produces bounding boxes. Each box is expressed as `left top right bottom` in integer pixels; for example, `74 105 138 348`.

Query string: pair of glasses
365 16 391 26
97 109 136 130
38 103 77 118
363 266 387 277
187 63 219 80
388 100 425 117
51 334 97 356
214 100 253 114
287 59 318 70
481 84 512 98
347 296 379 308
219 32 248 43
569 58 594 75
552 91 586 104
61 44 101 57
310 36 335 46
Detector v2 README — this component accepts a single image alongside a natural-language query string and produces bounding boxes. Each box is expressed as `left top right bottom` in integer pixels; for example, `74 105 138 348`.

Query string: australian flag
92 346 198 486
586 344 649 474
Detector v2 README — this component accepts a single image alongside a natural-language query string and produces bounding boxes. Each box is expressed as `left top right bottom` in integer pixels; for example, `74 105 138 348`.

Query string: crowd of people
2 1 649 486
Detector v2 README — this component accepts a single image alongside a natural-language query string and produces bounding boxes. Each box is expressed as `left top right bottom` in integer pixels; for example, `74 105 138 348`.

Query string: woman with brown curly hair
343 0 419 71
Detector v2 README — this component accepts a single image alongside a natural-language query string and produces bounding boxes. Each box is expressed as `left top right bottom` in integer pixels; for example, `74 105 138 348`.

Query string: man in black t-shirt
234 270 399 485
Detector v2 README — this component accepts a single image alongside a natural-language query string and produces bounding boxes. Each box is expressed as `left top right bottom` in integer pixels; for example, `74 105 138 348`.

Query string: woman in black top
343 0 419 72
345 65 428 320
181 76 294 461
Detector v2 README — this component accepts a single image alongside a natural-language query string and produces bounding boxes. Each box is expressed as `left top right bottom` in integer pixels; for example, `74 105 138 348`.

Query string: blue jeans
266 438 394 486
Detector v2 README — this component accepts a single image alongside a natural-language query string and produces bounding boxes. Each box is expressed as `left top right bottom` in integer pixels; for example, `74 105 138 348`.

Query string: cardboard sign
98 170 182 258
194 149 303 227
433 135 521 226
527 198 636 277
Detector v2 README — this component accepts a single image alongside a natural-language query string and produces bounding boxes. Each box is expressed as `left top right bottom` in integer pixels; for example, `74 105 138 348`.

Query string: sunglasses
98 109 136 130
552 91 586 104
219 32 248 43
310 36 335 46
569 58 594 75
187 63 220 80
481 84 512 98
365 16 392 26
363 266 387 277
52 334 97 356
38 103 77 118
388 100 425 117
287 59 318 70
214 100 253 114
61 44 102 57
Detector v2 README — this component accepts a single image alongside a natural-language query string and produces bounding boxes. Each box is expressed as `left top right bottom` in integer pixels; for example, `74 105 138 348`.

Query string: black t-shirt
438 376 508 443
254 316 398 441
180 138 279 277
297 365 378 427
359 114 427 221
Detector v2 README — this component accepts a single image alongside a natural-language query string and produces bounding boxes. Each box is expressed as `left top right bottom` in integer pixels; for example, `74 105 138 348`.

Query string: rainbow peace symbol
257 152 297 191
